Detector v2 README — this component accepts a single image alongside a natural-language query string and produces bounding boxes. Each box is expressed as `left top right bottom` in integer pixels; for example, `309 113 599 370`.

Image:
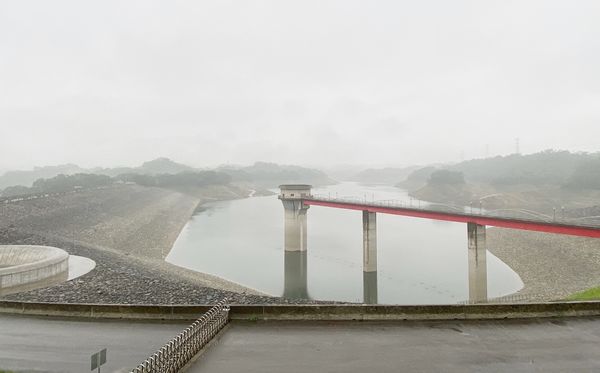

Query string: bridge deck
303 198 600 238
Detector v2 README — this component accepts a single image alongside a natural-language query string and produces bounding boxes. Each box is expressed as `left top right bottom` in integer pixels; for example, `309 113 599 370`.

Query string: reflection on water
363 271 378 304
283 251 308 299
167 182 524 304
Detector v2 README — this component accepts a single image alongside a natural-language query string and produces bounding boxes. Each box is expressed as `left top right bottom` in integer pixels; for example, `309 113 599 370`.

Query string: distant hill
217 162 334 187
396 166 437 190
0 159 335 195
447 150 596 186
0 158 195 189
0 164 86 190
1 173 114 197
353 166 420 184
398 150 600 190
403 150 600 212
138 157 194 175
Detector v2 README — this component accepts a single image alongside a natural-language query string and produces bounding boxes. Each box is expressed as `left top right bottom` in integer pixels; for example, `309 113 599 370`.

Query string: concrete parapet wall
0 301 599 321
0 246 69 293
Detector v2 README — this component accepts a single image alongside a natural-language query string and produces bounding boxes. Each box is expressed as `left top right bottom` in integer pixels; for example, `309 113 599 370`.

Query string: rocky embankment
0 185 302 304
487 228 600 301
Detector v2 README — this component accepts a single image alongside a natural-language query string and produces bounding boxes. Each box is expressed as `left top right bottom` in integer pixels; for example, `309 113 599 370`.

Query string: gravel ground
0 185 314 304
487 228 600 301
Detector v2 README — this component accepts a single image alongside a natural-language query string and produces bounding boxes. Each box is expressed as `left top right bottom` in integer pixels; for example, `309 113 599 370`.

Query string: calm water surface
167 182 523 304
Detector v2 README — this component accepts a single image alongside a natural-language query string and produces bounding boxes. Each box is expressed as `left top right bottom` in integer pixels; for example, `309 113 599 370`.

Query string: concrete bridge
279 184 600 304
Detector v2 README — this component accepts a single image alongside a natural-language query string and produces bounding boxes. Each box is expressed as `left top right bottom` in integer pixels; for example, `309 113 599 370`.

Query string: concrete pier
282 204 308 252
467 222 487 303
362 211 378 303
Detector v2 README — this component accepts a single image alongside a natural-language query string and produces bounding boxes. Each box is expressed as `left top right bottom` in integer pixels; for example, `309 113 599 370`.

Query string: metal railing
306 194 600 228
457 294 532 305
130 299 230 373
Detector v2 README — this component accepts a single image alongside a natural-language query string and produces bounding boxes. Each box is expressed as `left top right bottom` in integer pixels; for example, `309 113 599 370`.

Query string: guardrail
457 294 532 305
307 195 600 228
130 299 230 373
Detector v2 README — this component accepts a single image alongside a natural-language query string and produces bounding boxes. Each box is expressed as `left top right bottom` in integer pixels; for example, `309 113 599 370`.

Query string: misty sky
1 1 599 171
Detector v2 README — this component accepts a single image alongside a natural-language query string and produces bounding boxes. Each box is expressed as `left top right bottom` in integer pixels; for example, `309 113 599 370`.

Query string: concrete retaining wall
0 301 599 321
0 246 69 294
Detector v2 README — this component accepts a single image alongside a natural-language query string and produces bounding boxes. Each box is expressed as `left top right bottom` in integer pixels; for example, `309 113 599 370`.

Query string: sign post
91 348 107 373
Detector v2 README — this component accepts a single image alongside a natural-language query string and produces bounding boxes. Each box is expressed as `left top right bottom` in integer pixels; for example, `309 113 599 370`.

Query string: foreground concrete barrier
0 246 69 295
0 301 599 321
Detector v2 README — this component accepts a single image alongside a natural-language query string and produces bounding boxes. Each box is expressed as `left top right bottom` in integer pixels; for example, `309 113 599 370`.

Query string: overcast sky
1 0 599 171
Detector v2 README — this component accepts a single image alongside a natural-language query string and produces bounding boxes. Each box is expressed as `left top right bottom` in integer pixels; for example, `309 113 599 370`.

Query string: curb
1 300 599 321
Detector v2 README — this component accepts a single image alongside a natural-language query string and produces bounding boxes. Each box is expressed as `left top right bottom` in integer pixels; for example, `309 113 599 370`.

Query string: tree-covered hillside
448 150 599 187
402 150 600 212
400 150 600 190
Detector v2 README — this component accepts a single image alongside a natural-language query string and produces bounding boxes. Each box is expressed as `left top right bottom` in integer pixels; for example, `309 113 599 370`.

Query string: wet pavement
191 318 600 372
0 314 186 372
2 314 600 372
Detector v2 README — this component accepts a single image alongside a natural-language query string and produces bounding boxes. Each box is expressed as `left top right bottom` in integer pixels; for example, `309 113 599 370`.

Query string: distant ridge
0 159 334 192
0 158 194 189
0 164 86 190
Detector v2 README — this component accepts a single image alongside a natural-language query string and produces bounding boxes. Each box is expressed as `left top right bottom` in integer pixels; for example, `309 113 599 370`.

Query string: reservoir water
167 182 523 304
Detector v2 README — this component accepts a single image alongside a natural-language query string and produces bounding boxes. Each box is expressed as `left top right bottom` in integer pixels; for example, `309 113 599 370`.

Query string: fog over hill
0 158 334 196
352 166 422 184
398 150 600 212
0 164 87 190
0 158 192 189
397 150 600 190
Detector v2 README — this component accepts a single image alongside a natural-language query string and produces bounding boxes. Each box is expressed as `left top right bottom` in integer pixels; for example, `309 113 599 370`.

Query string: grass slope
567 286 600 300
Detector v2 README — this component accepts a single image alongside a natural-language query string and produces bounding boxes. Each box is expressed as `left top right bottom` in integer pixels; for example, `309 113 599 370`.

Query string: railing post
129 299 229 373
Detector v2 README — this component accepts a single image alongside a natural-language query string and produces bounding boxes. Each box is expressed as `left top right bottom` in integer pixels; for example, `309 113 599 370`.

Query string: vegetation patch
567 286 600 301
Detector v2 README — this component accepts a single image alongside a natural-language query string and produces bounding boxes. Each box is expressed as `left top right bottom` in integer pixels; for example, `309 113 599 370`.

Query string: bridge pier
283 203 308 252
467 222 487 303
363 211 378 304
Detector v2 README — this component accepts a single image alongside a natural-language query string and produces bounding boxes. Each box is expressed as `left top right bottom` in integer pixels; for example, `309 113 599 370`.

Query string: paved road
0 314 186 372
191 318 600 372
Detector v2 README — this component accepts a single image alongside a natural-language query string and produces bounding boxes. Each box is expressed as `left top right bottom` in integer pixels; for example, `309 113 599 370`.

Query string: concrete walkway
191 318 600 372
0 314 186 372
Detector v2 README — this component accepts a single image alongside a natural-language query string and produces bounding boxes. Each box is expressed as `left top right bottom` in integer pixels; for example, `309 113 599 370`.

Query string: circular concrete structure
0 245 69 295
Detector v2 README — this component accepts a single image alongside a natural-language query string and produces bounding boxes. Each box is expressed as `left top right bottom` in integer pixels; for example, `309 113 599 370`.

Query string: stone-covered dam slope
0 184 295 304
